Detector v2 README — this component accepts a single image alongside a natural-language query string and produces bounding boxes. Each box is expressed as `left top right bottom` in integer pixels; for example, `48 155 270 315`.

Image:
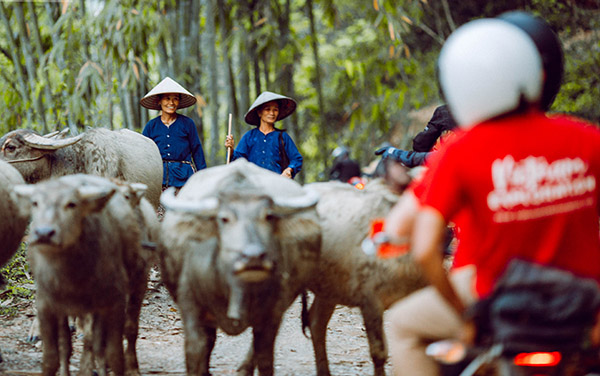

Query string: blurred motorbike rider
329 146 361 182
385 13 600 376
375 104 458 168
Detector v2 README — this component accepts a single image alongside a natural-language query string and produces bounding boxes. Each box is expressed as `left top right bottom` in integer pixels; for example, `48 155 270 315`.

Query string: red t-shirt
416 111 600 297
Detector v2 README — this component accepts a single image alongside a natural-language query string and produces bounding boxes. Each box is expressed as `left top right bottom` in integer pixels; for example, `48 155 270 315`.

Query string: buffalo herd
0 128 425 376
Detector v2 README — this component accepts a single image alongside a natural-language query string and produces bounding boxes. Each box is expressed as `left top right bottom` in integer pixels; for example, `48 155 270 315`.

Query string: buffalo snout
232 243 274 283
242 243 266 259
31 226 57 244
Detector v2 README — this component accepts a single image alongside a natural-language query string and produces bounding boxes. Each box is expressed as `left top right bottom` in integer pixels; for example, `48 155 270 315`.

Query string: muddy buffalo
0 159 28 268
159 159 321 376
1 128 162 208
14 174 151 376
304 179 428 376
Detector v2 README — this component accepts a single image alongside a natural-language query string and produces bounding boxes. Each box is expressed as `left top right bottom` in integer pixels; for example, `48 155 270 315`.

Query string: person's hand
375 147 412 165
384 161 412 194
460 320 477 346
281 168 293 179
375 146 396 156
397 150 414 166
225 134 235 149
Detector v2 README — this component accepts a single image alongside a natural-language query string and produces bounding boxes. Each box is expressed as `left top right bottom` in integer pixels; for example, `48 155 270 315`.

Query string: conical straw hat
244 91 297 126
140 77 197 110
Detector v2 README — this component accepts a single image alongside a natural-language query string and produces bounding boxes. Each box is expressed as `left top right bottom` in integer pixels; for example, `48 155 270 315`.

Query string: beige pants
387 266 478 376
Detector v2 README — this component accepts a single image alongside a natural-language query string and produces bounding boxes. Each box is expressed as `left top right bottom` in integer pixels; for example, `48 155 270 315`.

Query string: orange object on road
369 219 410 259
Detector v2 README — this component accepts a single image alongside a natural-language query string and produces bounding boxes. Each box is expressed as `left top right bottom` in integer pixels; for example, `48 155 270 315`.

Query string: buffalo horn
272 187 320 215
47 128 71 140
22 132 84 150
42 130 60 138
160 187 219 217
129 182 148 195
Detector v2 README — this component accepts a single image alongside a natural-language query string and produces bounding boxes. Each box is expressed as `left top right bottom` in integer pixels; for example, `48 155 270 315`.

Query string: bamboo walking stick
226 113 233 164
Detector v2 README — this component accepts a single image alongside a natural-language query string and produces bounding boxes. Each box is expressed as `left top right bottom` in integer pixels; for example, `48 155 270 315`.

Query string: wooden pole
226 113 233 164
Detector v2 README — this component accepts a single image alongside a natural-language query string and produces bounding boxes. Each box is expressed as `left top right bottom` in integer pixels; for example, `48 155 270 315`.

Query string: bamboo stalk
226 113 233 164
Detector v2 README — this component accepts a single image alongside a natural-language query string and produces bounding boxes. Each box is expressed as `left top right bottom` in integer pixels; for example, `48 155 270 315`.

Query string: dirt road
0 278 395 375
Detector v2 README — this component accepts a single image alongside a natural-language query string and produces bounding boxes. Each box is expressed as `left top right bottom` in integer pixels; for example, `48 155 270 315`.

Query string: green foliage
0 0 598 179
554 34 600 122
0 244 34 317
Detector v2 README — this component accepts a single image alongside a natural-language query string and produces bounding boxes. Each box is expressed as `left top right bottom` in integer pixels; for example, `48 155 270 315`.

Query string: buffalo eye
65 202 77 209
265 212 278 222
31 200 38 208
217 214 231 224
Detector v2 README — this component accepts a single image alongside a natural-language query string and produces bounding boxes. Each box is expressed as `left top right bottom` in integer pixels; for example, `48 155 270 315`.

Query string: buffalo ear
129 183 148 206
11 184 35 218
130 182 148 196
12 184 35 199
116 182 147 207
77 186 116 213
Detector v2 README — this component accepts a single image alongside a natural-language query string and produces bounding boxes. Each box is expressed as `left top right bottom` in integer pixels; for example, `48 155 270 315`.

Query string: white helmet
437 19 543 128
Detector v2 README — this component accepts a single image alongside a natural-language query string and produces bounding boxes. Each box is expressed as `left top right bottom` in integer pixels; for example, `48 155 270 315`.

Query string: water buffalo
113 179 161 256
0 159 28 269
13 174 151 376
159 159 321 376
304 179 428 376
0 127 163 208
0 160 29 364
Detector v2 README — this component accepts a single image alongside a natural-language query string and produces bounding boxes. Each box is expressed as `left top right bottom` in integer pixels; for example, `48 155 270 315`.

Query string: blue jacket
142 115 207 187
231 128 302 177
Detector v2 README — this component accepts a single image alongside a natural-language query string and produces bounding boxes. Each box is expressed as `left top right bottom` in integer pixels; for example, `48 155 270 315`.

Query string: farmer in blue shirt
141 77 207 189
225 91 302 178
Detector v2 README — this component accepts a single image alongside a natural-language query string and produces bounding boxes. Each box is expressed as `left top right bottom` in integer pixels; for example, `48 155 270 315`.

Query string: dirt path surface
0 273 395 375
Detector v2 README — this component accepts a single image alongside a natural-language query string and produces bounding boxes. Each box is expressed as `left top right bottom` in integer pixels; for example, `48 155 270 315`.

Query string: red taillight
354 183 365 190
513 351 562 367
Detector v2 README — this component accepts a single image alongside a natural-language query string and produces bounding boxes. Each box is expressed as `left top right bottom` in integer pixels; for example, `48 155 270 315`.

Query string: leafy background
0 0 598 183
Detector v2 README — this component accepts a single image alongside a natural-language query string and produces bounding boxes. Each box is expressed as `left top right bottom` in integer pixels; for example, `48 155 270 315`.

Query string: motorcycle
348 176 366 190
427 260 600 376
428 337 600 376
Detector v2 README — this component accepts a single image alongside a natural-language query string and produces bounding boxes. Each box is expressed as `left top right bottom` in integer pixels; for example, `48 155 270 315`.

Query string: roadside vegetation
0 245 34 317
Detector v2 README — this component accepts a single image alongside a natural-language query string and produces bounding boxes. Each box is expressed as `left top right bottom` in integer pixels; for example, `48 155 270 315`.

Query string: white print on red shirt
487 155 596 222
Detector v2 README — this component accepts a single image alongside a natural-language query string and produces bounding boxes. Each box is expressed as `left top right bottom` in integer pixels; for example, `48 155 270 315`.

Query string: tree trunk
158 36 172 79
138 60 148 130
262 50 270 90
44 4 76 134
117 66 134 130
44 2 60 23
306 0 327 167
28 2 55 127
171 1 183 78
124 82 136 130
217 0 238 138
129 90 139 130
184 0 204 144
14 2 48 132
204 0 220 165
275 0 303 181
157 1 174 79
0 3 33 127
78 0 92 128
441 0 456 32
249 7 261 97
237 17 250 126
106 61 114 129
